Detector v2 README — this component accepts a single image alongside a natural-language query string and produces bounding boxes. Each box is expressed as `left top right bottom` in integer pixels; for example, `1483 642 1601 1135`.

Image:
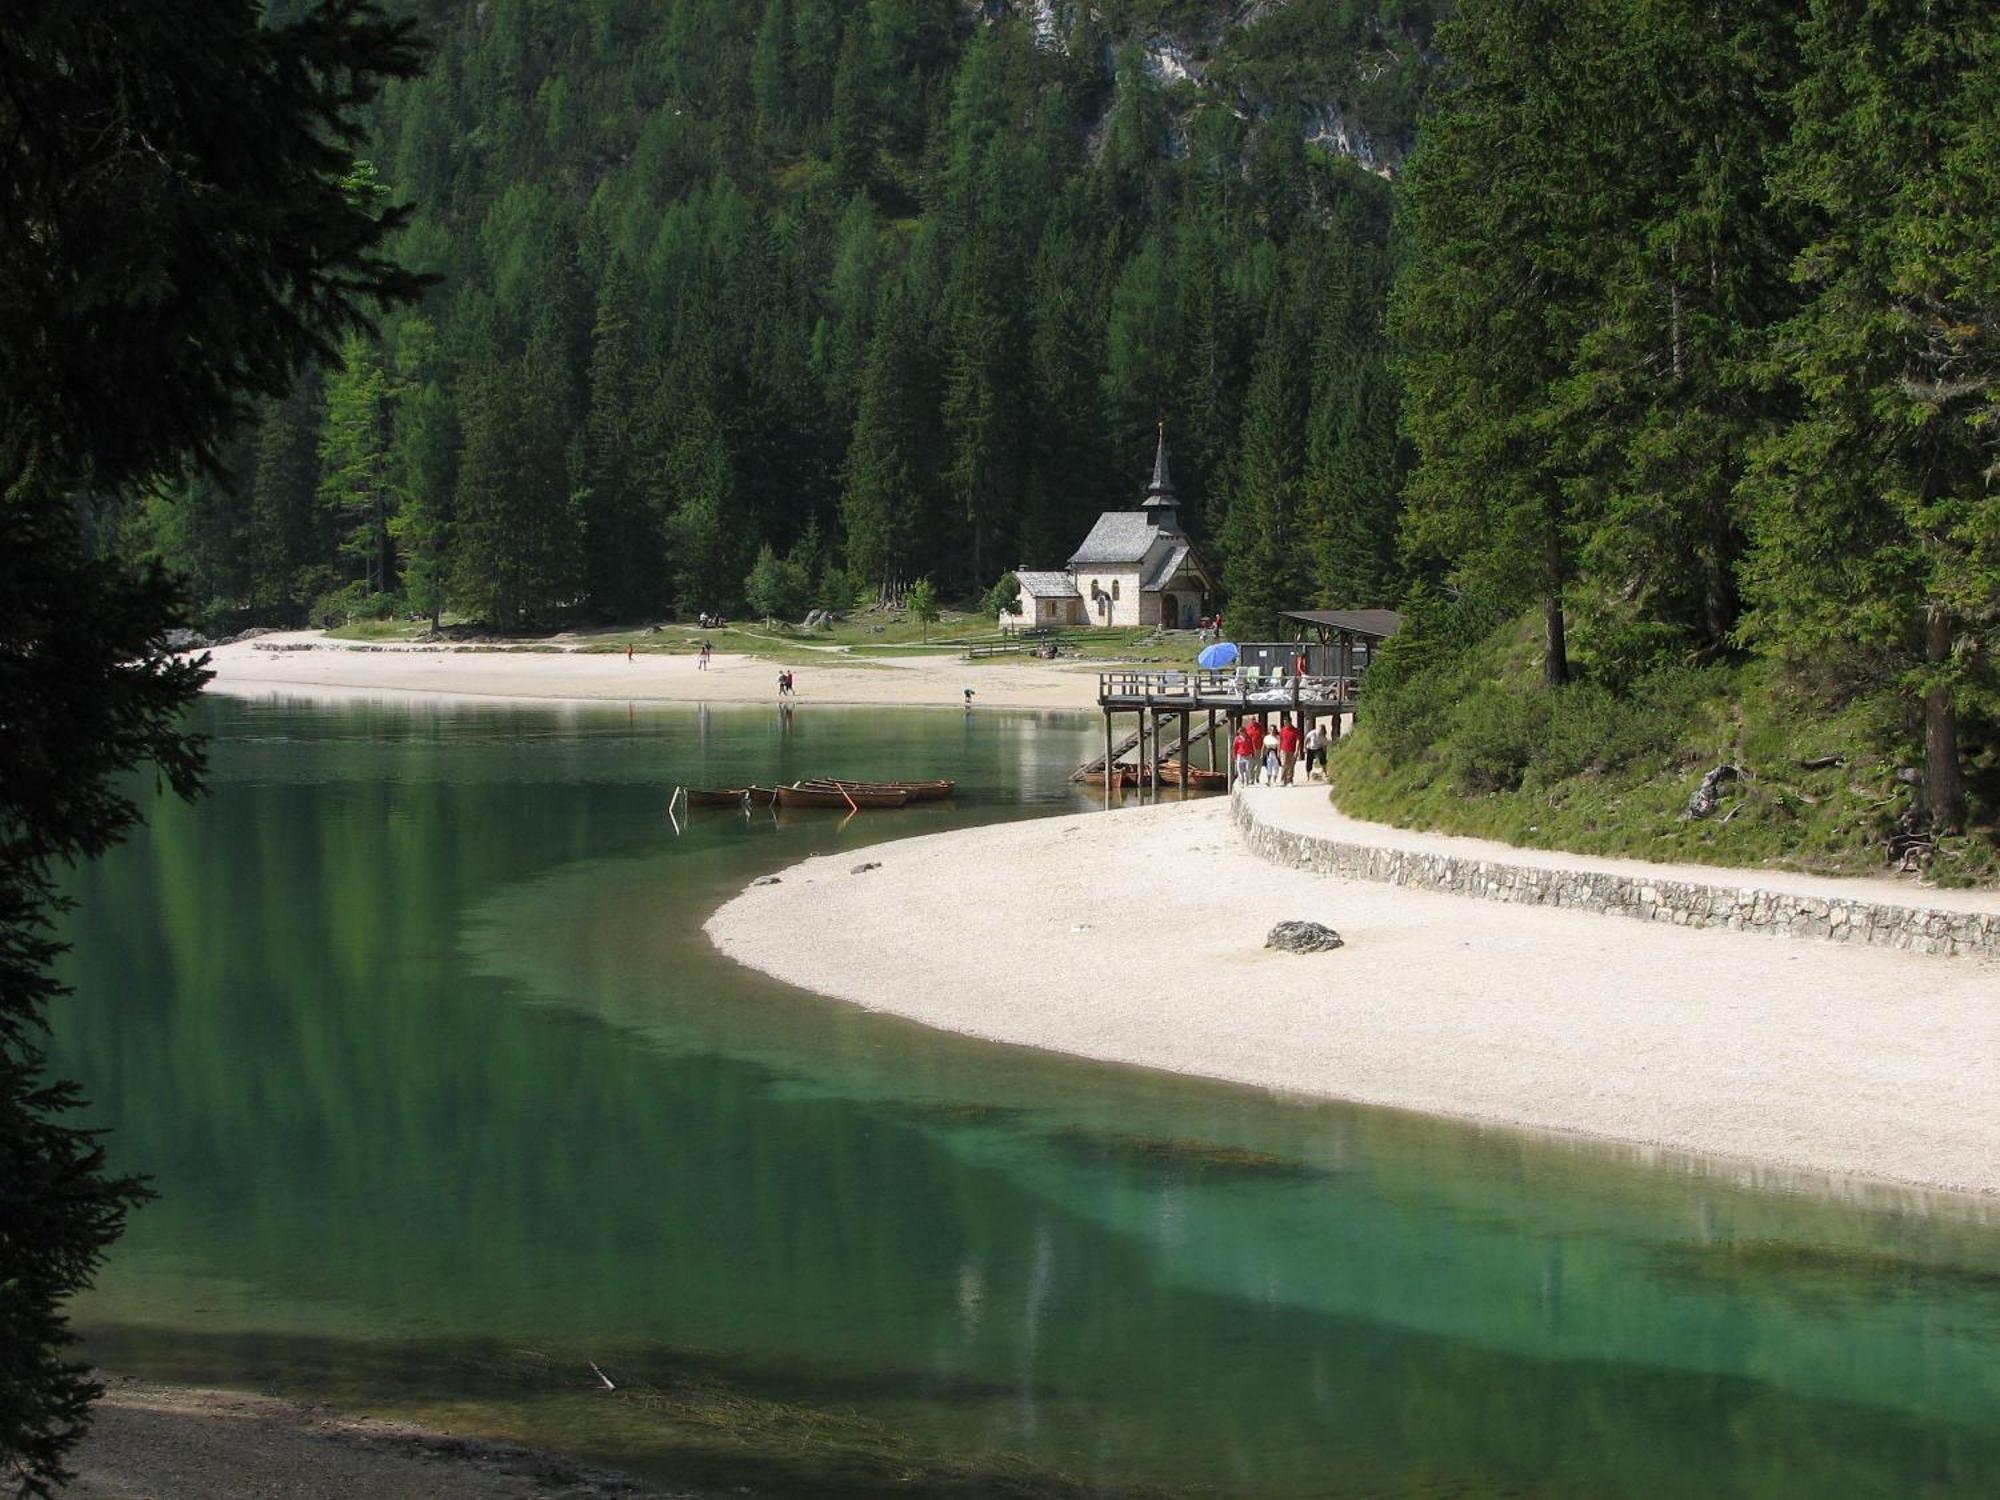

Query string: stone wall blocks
1233 791 1992 958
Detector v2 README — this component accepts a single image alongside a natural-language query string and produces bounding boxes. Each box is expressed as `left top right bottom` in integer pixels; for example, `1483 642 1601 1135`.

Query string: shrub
983 571 1022 619
744 544 812 621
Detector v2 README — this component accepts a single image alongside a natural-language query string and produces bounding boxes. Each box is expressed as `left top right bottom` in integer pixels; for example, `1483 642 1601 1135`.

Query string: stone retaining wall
1232 794 2000 958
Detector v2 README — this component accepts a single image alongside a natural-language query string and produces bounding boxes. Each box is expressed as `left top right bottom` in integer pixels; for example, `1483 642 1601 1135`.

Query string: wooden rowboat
800 777 955 802
741 786 780 807
683 787 748 808
1077 767 1136 787
1157 759 1228 790
775 783 909 810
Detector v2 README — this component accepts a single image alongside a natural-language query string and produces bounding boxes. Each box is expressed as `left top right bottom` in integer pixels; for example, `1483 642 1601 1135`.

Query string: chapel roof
1015 569 1080 598
1067 511 1164 566
1140 539 1192 592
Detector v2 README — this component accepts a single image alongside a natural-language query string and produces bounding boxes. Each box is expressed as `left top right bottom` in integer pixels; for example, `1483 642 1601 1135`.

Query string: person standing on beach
1302 721 1325 780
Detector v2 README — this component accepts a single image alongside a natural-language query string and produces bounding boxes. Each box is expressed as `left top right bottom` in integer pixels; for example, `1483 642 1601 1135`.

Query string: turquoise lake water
50 695 2000 1496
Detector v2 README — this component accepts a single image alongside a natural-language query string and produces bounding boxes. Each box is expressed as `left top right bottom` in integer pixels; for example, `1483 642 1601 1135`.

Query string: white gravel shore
707 796 2000 1197
199 630 1104 710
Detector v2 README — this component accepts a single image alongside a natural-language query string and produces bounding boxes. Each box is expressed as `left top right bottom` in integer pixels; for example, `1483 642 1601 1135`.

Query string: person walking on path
1231 724 1254 787
1278 718 1302 784
1302 721 1326 781
1261 724 1282 786
626 642 634 662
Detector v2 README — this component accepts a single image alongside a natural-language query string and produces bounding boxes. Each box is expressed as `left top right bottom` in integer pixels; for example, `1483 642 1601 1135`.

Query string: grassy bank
323 615 1208 666
1330 614 2000 885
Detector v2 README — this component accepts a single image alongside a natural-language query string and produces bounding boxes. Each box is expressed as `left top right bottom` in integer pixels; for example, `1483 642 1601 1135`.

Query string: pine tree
1223 298 1312 639
1391 0 1616 686
451 355 581 629
1304 237 1403 608
246 369 329 618
1558 0 1802 663
828 11 880 195
1740 0 2000 830
941 247 1018 589
841 290 931 596
387 318 456 630
580 262 665 620
1102 234 1177 470
750 0 793 149
663 409 743 617
317 336 395 602
0 0 424 1482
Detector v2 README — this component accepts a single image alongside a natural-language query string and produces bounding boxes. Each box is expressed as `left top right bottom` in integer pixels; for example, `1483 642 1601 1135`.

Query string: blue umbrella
1197 641 1238 669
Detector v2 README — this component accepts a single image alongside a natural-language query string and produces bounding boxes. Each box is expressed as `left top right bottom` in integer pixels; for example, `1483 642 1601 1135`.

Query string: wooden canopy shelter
1274 608 1403 681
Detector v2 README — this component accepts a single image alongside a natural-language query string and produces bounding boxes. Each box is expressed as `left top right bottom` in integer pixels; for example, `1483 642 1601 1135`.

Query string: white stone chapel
1008 429 1216 630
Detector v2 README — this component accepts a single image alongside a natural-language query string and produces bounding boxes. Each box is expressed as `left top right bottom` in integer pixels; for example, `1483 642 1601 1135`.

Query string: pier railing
1096 670 1358 706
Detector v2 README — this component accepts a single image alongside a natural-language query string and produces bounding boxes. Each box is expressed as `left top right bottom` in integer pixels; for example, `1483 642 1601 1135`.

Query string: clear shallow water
51 696 2000 1497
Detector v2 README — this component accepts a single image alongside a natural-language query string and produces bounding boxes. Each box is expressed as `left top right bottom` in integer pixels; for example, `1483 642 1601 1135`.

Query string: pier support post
1103 709 1114 809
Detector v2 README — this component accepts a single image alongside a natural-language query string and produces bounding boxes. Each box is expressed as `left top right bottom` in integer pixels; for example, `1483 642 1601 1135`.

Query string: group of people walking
1230 716 1331 787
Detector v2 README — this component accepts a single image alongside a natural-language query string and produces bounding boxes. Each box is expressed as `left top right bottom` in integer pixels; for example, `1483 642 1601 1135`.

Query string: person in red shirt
1279 717 1303 784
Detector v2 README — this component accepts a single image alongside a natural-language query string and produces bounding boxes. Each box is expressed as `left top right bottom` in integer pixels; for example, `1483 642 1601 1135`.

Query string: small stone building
1006 431 1215 630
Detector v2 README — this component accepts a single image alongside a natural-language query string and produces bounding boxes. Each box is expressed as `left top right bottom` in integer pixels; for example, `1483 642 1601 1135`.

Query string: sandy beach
198 630 1105 711
707 792 2000 1197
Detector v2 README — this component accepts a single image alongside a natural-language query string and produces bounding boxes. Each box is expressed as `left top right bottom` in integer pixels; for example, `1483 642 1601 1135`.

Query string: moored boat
741 786 780 807
1157 759 1227 790
683 787 749 807
800 777 955 802
774 783 909 810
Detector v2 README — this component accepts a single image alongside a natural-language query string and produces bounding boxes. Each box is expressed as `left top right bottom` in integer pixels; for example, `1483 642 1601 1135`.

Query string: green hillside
1366 0 1999 869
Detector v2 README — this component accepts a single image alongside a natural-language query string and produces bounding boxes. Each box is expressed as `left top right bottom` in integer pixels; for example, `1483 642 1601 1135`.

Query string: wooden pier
1083 667 1358 797
1079 612 1402 799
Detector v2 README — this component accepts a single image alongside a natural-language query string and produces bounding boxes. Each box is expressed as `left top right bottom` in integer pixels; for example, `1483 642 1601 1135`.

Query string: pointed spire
1144 417 1176 506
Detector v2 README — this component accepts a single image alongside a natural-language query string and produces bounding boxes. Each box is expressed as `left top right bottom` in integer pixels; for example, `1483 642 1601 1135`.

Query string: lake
52 695 2000 1497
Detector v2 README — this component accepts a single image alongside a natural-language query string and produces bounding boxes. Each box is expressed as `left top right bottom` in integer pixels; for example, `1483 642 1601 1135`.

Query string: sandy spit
706 796 2000 1197
198 631 1104 711
66 1376 677 1499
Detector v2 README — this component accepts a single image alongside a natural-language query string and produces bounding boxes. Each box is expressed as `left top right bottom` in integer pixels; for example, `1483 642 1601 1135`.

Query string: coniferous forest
111 0 1433 636
104 0 1996 844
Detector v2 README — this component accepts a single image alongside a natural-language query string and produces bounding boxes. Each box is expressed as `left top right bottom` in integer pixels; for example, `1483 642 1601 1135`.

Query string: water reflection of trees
49 700 2000 1497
